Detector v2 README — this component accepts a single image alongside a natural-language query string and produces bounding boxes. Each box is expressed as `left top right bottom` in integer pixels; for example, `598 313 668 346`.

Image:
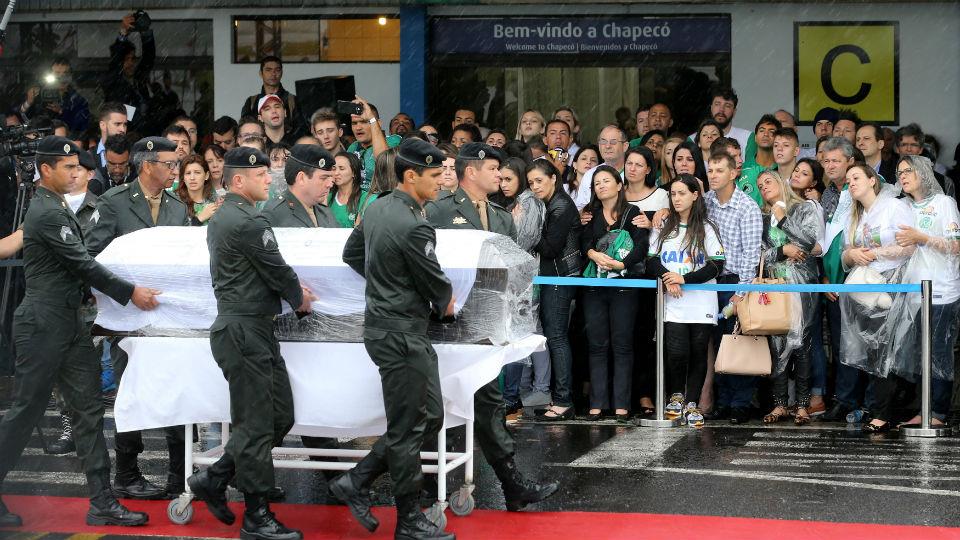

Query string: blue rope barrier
532 276 923 293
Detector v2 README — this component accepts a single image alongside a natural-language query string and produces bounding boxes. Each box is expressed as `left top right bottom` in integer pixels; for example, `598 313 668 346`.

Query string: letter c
820 44 872 105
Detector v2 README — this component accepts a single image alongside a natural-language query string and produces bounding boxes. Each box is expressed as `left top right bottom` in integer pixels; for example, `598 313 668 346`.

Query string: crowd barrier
533 276 947 438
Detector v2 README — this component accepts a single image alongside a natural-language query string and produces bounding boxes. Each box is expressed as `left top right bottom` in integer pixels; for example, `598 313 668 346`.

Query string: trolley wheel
167 498 194 525
449 488 475 516
423 503 447 530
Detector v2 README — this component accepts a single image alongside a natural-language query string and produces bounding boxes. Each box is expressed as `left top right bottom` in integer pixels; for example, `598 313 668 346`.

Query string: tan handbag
715 323 772 375
737 255 793 336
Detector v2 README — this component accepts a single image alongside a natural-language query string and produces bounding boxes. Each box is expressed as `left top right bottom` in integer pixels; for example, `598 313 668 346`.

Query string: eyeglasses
898 142 922 149
598 139 624 146
148 159 180 170
896 168 915 179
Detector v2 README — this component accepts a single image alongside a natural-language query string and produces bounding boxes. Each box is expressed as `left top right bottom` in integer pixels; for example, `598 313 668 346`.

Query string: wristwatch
367 117 378 125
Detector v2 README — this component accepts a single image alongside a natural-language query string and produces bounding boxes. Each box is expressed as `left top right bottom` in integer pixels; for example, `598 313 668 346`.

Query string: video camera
131 10 152 32
0 125 50 176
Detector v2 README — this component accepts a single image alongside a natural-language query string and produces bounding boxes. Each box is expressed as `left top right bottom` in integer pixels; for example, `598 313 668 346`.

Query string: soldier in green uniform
0 137 161 527
262 144 338 229
332 138 456 540
86 137 191 499
425 143 558 511
188 147 316 540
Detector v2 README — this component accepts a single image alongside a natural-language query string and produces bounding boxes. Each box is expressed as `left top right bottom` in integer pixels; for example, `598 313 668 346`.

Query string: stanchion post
640 278 680 428
902 280 950 438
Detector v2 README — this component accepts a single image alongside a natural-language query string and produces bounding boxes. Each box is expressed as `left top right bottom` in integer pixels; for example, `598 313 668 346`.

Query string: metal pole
902 280 950 438
640 278 680 428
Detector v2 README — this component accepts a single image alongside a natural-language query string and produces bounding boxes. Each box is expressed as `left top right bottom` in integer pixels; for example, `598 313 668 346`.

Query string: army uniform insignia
62 144 71 153
91 209 100 224
452 217 467 225
319 158 326 168
425 155 433 165
249 154 257 165
262 229 276 247
424 240 435 257
59 226 74 242
146 140 154 151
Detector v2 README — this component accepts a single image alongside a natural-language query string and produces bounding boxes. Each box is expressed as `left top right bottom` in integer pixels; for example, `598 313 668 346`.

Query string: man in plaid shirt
704 150 762 424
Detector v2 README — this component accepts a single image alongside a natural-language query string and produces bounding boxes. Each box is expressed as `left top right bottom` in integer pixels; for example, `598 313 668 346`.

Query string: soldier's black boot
0 496 23 527
46 413 76 455
240 493 302 540
492 458 559 511
113 452 165 500
86 491 149 526
188 469 235 525
394 495 455 540
329 473 378 532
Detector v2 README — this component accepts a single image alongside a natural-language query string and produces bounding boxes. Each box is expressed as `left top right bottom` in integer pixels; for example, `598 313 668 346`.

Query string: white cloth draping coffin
114 335 545 437
92 227 500 332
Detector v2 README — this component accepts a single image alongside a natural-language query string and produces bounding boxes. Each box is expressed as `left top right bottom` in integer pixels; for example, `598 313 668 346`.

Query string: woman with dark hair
647 174 726 427
671 140 708 187
202 143 226 194
696 120 724 163
639 130 667 165
580 165 649 421
624 146 668 218
790 157 826 202
437 143 459 193
485 129 508 148
528 159 582 422
330 151 376 227
563 144 600 211
176 154 220 226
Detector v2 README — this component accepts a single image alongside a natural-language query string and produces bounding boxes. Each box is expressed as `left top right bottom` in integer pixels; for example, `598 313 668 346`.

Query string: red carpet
1 495 959 539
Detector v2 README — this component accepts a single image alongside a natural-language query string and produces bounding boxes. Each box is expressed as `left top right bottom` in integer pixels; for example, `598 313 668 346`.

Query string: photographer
100 12 155 133
20 58 91 133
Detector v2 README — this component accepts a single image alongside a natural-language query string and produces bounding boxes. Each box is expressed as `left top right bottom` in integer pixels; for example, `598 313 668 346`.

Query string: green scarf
583 229 634 279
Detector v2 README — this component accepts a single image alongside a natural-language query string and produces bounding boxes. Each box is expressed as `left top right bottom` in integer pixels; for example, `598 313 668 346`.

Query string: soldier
85 136 191 499
425 142 558 510
333 138 456 540
262 144 338 228
187 147 316 540
0 136 160 527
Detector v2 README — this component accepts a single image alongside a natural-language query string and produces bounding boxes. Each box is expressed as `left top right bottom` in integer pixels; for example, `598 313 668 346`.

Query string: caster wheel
423 503 447 530
167 498 194 525
449 489 475 516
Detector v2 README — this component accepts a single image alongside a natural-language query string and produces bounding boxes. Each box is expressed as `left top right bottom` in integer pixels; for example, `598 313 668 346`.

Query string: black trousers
348 330 443 501
583 287 639 410
632 289 657 408
0 300 112 502
208 316 294 495
664 322 712 404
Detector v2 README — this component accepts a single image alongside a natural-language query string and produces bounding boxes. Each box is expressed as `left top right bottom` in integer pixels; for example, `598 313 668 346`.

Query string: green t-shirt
347 134 402 192
737 162 770 207
327 190 377 228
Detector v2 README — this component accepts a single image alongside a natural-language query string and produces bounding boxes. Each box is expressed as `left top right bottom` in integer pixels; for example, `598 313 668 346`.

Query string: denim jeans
520 349 552 403
830 299 869 409
808 298 828 397
502 362 523 409
714 290 757 408
540 285 576 407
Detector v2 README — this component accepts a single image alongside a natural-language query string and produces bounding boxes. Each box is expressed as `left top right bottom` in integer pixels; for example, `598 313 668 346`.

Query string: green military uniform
424 183 519 469
86 178 190 256
263 191 339 229
206 172 304 496
0 139 139 511
341 142 452 505
74 191 100 232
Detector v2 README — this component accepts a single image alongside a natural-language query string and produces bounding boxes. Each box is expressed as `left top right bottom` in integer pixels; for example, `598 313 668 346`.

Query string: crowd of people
2 37 960 537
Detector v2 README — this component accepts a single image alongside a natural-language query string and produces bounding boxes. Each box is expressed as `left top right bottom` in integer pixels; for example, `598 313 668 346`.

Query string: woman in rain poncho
838 164 914 432
756 170 823 425
886 155 960 427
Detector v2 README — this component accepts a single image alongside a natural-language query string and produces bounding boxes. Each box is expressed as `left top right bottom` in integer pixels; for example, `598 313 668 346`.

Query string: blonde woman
756 170 823 425
660 135 685 185
516 109 546 142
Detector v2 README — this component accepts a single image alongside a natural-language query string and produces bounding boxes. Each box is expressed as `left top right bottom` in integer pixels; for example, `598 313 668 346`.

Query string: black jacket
535 188 581 277
101 31 155 126
580 204 649 277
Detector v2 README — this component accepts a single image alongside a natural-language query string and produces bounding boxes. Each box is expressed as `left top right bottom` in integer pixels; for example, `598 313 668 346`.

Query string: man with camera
101 12 155 133
346 96 400 191
20 58 90 133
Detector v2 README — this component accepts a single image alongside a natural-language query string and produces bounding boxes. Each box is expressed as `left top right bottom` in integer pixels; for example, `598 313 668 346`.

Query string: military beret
224 146 270 168
458 142 502 164
396 137 445 168
813 107 839 125
288 144 334 171
132 136 177 154
35 136 80 157
77 150 98 171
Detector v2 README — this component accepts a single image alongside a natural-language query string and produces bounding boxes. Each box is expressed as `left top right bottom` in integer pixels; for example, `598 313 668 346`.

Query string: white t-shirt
726 126 752 152
649 224 725 324
907 194 960 304
843 195 914 274
628 188 670 214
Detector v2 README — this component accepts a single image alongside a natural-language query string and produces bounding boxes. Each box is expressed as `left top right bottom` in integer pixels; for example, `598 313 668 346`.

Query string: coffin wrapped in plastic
93 227 537 345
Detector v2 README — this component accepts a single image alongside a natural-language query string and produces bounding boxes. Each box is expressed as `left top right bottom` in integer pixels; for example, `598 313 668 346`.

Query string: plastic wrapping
762 201 822 373
511 190 546 253
93 227 538 345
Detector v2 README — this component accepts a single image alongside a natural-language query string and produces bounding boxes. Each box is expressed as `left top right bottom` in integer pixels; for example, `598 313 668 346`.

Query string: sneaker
686 408 705 428
506 408 523 424
845 408 871 424
665 393 685 419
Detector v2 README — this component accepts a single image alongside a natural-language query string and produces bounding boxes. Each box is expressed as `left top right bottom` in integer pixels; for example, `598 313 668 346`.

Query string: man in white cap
258 94 301 150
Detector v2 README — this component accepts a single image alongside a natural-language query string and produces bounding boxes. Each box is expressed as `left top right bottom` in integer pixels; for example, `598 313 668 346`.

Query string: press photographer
100 11 155 134
18 58 91 133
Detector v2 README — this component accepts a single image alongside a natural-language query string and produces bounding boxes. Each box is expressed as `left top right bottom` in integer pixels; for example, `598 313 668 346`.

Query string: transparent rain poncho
761 200 823 374
511 189 546 254
884 156 960 382
839 183 916 378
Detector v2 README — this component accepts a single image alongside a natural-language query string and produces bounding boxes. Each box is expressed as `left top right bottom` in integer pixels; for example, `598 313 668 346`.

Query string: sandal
794 407 811 426
638 397 656 417
763 406 788 424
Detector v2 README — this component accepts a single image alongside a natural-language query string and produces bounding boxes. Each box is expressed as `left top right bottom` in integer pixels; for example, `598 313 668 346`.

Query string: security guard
188 147 315 540
425 142 558 511
0 137 160 527
86 136 191 499
262 144 338 228
333 138 456 540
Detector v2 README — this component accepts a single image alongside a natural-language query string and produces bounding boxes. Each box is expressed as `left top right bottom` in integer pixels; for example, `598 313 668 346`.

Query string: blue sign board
431 16 731 56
